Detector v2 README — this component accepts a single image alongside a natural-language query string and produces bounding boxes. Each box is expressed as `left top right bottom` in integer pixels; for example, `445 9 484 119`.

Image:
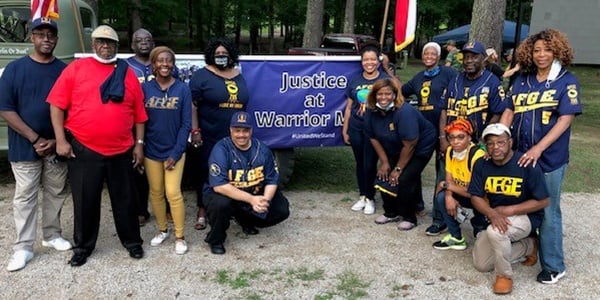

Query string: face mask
376 102 395 111
214 55 229 70
92 53 117 64
452 148 468 160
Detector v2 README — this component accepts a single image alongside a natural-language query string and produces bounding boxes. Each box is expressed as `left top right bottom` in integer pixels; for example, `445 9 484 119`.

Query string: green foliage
335 271 371 299
286 267 325 281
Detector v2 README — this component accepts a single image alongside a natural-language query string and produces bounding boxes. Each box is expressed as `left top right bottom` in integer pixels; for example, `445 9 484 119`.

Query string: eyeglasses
447 134 467 141
485 139 509 149
32 32 57 40
94 39 117 46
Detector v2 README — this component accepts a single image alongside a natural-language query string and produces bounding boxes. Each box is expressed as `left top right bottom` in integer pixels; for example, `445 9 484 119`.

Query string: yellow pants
144 155 186 239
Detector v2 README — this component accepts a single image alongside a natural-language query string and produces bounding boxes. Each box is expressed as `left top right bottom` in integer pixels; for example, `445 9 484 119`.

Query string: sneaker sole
433 245 467 251
374 217 401 224
425 228 447 236
351 206 365 211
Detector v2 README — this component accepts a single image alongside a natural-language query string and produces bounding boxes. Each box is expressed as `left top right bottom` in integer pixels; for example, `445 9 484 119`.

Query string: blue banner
240 57 361 148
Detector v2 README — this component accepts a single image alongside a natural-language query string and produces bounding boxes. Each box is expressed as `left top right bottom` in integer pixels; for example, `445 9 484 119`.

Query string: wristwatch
441 181 449 190
394 166 402 172
136 139 144 145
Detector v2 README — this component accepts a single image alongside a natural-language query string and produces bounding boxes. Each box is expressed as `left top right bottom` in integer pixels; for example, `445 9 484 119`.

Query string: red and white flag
31 0 60 20
394 0 417 52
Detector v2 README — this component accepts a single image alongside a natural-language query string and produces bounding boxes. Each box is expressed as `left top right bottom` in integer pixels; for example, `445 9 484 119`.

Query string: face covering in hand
376 102 395 111
214 55 229 70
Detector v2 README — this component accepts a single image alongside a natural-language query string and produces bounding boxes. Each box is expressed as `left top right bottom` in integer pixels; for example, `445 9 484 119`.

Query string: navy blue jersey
142 79 192 161
468 151 548 232
126 56 180 83
402 66 456 133
0 56 66 161
441 70 506 137
189 68 249 144
345 70 390 130
507 70 582 172
365 103 436 158
204 137 278 196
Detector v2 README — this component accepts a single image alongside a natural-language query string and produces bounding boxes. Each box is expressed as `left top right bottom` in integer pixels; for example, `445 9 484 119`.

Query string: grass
286 61 600 193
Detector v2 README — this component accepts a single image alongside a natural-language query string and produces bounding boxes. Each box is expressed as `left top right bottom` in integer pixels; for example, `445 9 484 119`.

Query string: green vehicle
0 0 97 150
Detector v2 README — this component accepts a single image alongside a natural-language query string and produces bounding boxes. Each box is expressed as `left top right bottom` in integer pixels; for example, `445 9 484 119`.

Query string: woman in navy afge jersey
365 78 436 230
501 29 582 285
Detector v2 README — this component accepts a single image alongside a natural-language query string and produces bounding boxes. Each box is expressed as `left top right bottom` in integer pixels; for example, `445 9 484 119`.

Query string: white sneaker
363 199 375 215
6 250 34 272
175 239 188 255
42 237 72 251
351 195 366 211
150 231 169 246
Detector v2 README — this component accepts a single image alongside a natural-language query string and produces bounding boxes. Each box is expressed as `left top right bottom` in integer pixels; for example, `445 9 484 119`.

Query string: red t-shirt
47 57 147 156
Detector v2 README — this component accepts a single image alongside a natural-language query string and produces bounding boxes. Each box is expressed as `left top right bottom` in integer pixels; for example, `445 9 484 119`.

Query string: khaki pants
145 155 186 239
472 215 534 277
11 160 68 252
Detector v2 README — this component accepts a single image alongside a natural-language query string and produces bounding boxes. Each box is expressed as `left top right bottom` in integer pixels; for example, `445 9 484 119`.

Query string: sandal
194 216 207 230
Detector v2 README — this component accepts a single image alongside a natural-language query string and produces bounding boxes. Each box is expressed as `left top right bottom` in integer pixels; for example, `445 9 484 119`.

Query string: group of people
0 17 580 295
344 30 581 294
1 20 289 272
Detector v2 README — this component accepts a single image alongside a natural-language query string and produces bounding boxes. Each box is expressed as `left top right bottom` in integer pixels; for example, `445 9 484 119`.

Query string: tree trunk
470 0 505 55
269 0 275 53
129 0 142 35
302 0 324 48
343 0 355 33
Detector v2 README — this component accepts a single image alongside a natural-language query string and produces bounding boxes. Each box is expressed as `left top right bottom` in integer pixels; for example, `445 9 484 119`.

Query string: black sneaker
425 224 447 236
537 270 566 284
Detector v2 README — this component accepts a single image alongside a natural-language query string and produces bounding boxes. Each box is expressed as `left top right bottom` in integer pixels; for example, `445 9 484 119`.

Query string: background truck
0 0 97 149
287 33 379 56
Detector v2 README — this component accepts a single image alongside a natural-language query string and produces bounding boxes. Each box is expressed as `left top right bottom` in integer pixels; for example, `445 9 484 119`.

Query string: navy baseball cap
230 111 253 128
461 41 486 55
31 17 58 32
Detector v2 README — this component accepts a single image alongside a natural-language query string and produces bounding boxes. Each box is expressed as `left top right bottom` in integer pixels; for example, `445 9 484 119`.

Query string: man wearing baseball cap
467 123 549 294
439 40 506 172
0 17 70 271
47 24 148 266
444 39 462 71
203 111 290 255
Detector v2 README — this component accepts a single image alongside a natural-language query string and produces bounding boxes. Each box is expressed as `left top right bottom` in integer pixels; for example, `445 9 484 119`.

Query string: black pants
68 138 142 256
381 154 431 224
132 170 150 219
203 190 290 245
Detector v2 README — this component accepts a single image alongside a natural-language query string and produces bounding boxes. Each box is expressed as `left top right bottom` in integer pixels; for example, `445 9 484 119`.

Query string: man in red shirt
47 25 148 267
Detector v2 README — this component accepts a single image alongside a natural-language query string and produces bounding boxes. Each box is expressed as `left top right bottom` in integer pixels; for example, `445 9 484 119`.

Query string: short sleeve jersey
345 70 390 130
441 70 506 137
468 151 549 232
142 79 192 162
444 143 486 189
402 66 456 133
365 103 436 157
204 137 278 196
0 56 66 161
506 70 582 172
189 67 249 144
46 58 147 156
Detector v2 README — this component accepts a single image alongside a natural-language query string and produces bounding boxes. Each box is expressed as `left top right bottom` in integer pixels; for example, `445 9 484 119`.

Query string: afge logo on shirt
209 163 221 177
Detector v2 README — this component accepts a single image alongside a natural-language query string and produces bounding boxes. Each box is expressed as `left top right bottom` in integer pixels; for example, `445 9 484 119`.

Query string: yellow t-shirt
445 143 486 188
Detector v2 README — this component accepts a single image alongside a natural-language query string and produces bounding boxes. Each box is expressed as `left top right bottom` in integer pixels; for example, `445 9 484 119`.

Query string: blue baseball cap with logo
31 17 58 32
461 41 486 55
230 111 253 129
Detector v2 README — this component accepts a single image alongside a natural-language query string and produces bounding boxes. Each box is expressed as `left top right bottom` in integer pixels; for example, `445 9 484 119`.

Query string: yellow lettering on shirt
485 176 523 197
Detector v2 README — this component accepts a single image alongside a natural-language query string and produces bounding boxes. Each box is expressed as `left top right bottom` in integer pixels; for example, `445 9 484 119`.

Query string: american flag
31 0 60 20
395 0 417 52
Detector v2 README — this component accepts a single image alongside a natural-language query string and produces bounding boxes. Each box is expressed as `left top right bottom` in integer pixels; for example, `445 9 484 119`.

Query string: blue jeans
539 164 567 273
348 127 377 199
435 191 487 239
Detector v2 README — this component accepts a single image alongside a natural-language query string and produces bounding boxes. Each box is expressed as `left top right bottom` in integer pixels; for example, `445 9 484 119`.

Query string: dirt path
0 186 598 299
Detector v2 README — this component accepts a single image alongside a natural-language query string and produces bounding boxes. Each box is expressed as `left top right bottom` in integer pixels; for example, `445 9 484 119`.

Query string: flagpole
379 0 391 48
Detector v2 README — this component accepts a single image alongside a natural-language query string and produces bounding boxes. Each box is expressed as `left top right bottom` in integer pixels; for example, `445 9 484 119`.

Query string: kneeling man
204 111 290 255
468 123 548 294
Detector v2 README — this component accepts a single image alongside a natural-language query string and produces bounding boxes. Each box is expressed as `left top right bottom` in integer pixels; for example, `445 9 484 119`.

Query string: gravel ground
0 185 598 299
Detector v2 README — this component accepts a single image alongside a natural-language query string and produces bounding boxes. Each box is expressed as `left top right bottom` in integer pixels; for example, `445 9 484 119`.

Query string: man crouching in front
468 123 548 294
203 111 290 255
